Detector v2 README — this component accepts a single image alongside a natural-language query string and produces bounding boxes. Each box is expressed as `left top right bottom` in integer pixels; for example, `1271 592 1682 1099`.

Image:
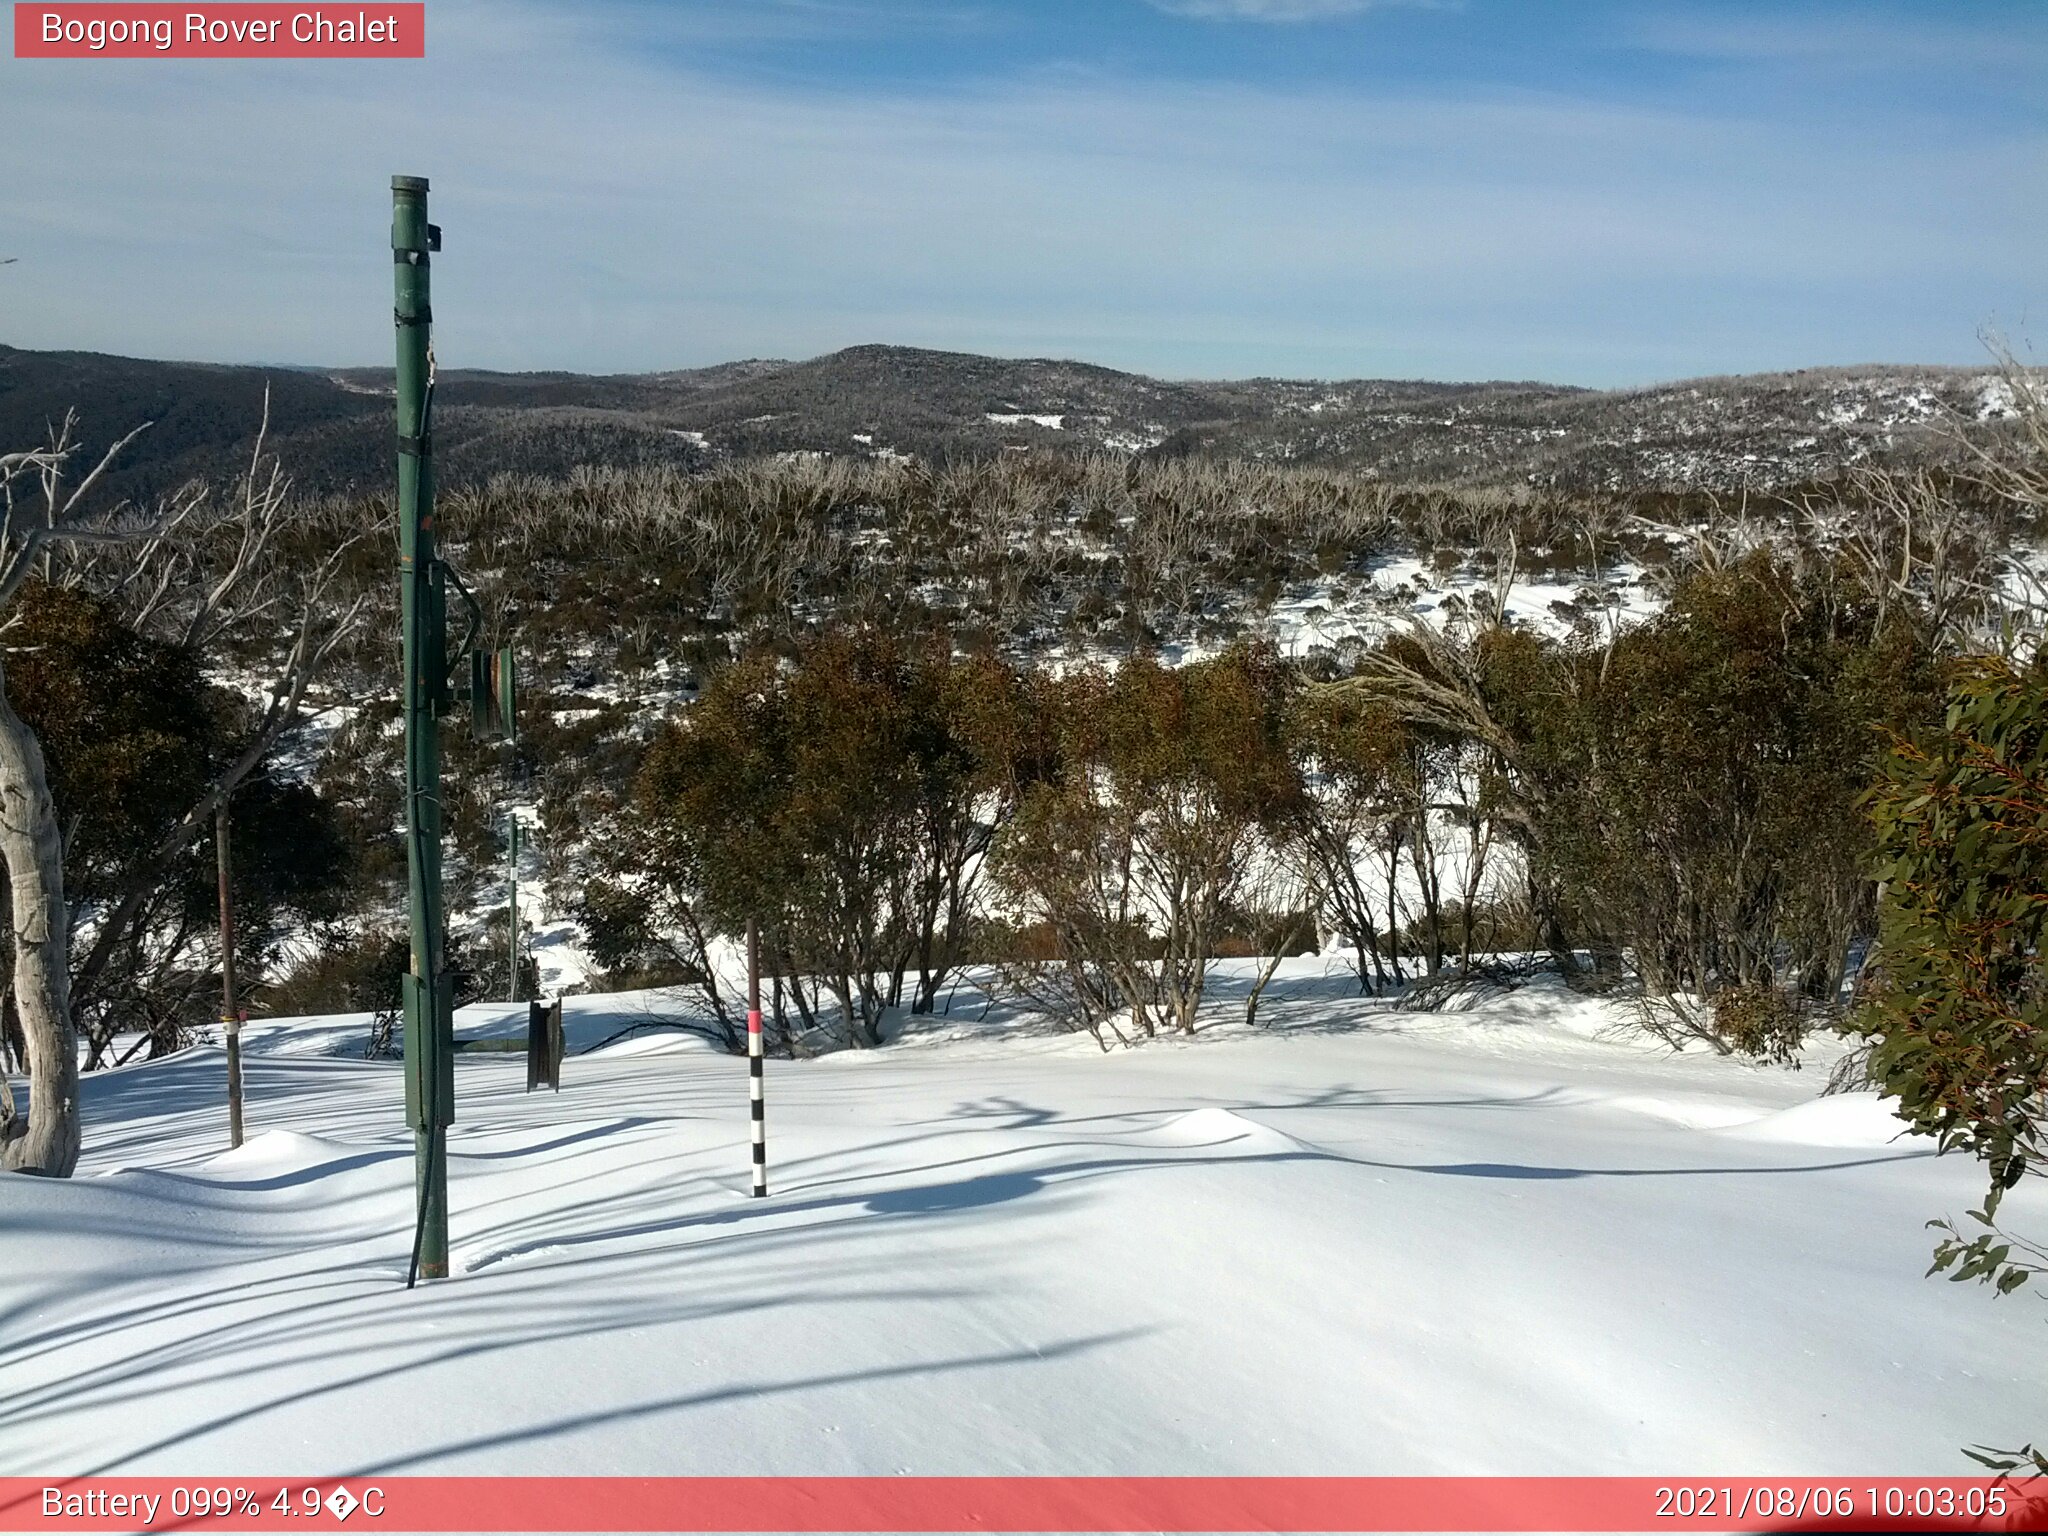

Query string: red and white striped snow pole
746 920 767 1198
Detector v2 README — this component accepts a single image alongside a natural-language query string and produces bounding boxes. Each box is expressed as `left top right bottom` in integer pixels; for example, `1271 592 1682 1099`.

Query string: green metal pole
393 174 450 1282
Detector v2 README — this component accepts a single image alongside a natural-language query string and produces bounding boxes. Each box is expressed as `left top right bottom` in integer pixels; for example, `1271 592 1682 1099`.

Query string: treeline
364 448 2023 701
426 451 1575 674
9 381 2041 1182
8 431 2035 1066
578 550 1946 1057
2 440 1661 1065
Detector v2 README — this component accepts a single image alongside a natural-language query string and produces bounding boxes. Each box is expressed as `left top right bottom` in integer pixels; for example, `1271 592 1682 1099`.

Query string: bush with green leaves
1282 681 1422 992
1857 655 2048 1272
265 929 413 1019
265 926 518 1021
1444 556 1935 1050
1708 984 1807 1067
1852 653 2048 1476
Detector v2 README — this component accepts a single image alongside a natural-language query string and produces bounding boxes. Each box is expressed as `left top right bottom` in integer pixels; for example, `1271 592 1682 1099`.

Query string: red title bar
4 1478 2048 1533
13 4 424 57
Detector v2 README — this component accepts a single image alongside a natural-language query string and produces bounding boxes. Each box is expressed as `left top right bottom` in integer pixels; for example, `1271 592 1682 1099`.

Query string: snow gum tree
0 585 347 1062
0 660 76 1176
623 649 791 1045
1 406 361 1173
1551 557 1934 1012
1349 554 1941 1056
1282 686 1401 992
0 430 159 1175
1102 648 1300 1032
633 628 1027 1048
900 643 1033 1014
990 645 1299 1040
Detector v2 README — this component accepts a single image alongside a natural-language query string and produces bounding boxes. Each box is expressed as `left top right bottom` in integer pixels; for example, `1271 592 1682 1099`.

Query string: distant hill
0 341 2022 504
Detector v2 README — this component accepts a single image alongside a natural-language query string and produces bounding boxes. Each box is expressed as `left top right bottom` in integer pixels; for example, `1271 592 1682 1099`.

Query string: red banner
4 1477 2048 1533
13 4 424 58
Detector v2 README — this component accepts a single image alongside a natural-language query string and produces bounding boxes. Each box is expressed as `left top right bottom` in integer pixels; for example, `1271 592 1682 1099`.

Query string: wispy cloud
0 0 2039 384
1143 0 1427 19
1625 10 2048 74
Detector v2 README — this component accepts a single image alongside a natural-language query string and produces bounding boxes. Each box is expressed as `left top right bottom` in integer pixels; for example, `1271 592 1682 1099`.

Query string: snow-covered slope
2 963 2033 1478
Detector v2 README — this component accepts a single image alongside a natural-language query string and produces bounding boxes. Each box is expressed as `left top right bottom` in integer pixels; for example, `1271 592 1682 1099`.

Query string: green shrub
1710 983 1806 1065
264 928 515 1016
266 930 411 1017
1857 655 2048 1213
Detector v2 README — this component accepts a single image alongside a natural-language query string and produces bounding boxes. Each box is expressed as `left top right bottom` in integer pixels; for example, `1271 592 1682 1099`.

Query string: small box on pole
428 562 455 717
494 647 517 744
470 650 498 739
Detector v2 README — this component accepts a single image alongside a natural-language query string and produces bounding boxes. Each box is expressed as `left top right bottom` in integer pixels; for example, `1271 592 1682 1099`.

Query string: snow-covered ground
3 961 2035 1478
1262 557 1665 663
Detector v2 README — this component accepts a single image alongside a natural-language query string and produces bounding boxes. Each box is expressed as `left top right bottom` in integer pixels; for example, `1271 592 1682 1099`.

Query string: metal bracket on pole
428 560 456 718
402 970 456 1132
443 559 484 644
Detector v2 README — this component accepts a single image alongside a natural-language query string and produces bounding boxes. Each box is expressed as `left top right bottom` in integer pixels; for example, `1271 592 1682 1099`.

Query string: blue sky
2 0 2044 384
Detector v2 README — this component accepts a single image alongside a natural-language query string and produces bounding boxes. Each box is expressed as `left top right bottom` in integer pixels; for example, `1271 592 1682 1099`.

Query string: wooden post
216 799 244 1149
525 997 563 1092
547 998 562 1089
747 919 766 1197
525 998 544 1093
505 811 519 1004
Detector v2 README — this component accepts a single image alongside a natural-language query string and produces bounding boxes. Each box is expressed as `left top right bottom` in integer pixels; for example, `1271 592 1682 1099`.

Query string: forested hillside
1 341 2027 504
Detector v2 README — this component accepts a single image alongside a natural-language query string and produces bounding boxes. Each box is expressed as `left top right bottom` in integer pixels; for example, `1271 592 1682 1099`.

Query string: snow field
1 961 2036 1479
